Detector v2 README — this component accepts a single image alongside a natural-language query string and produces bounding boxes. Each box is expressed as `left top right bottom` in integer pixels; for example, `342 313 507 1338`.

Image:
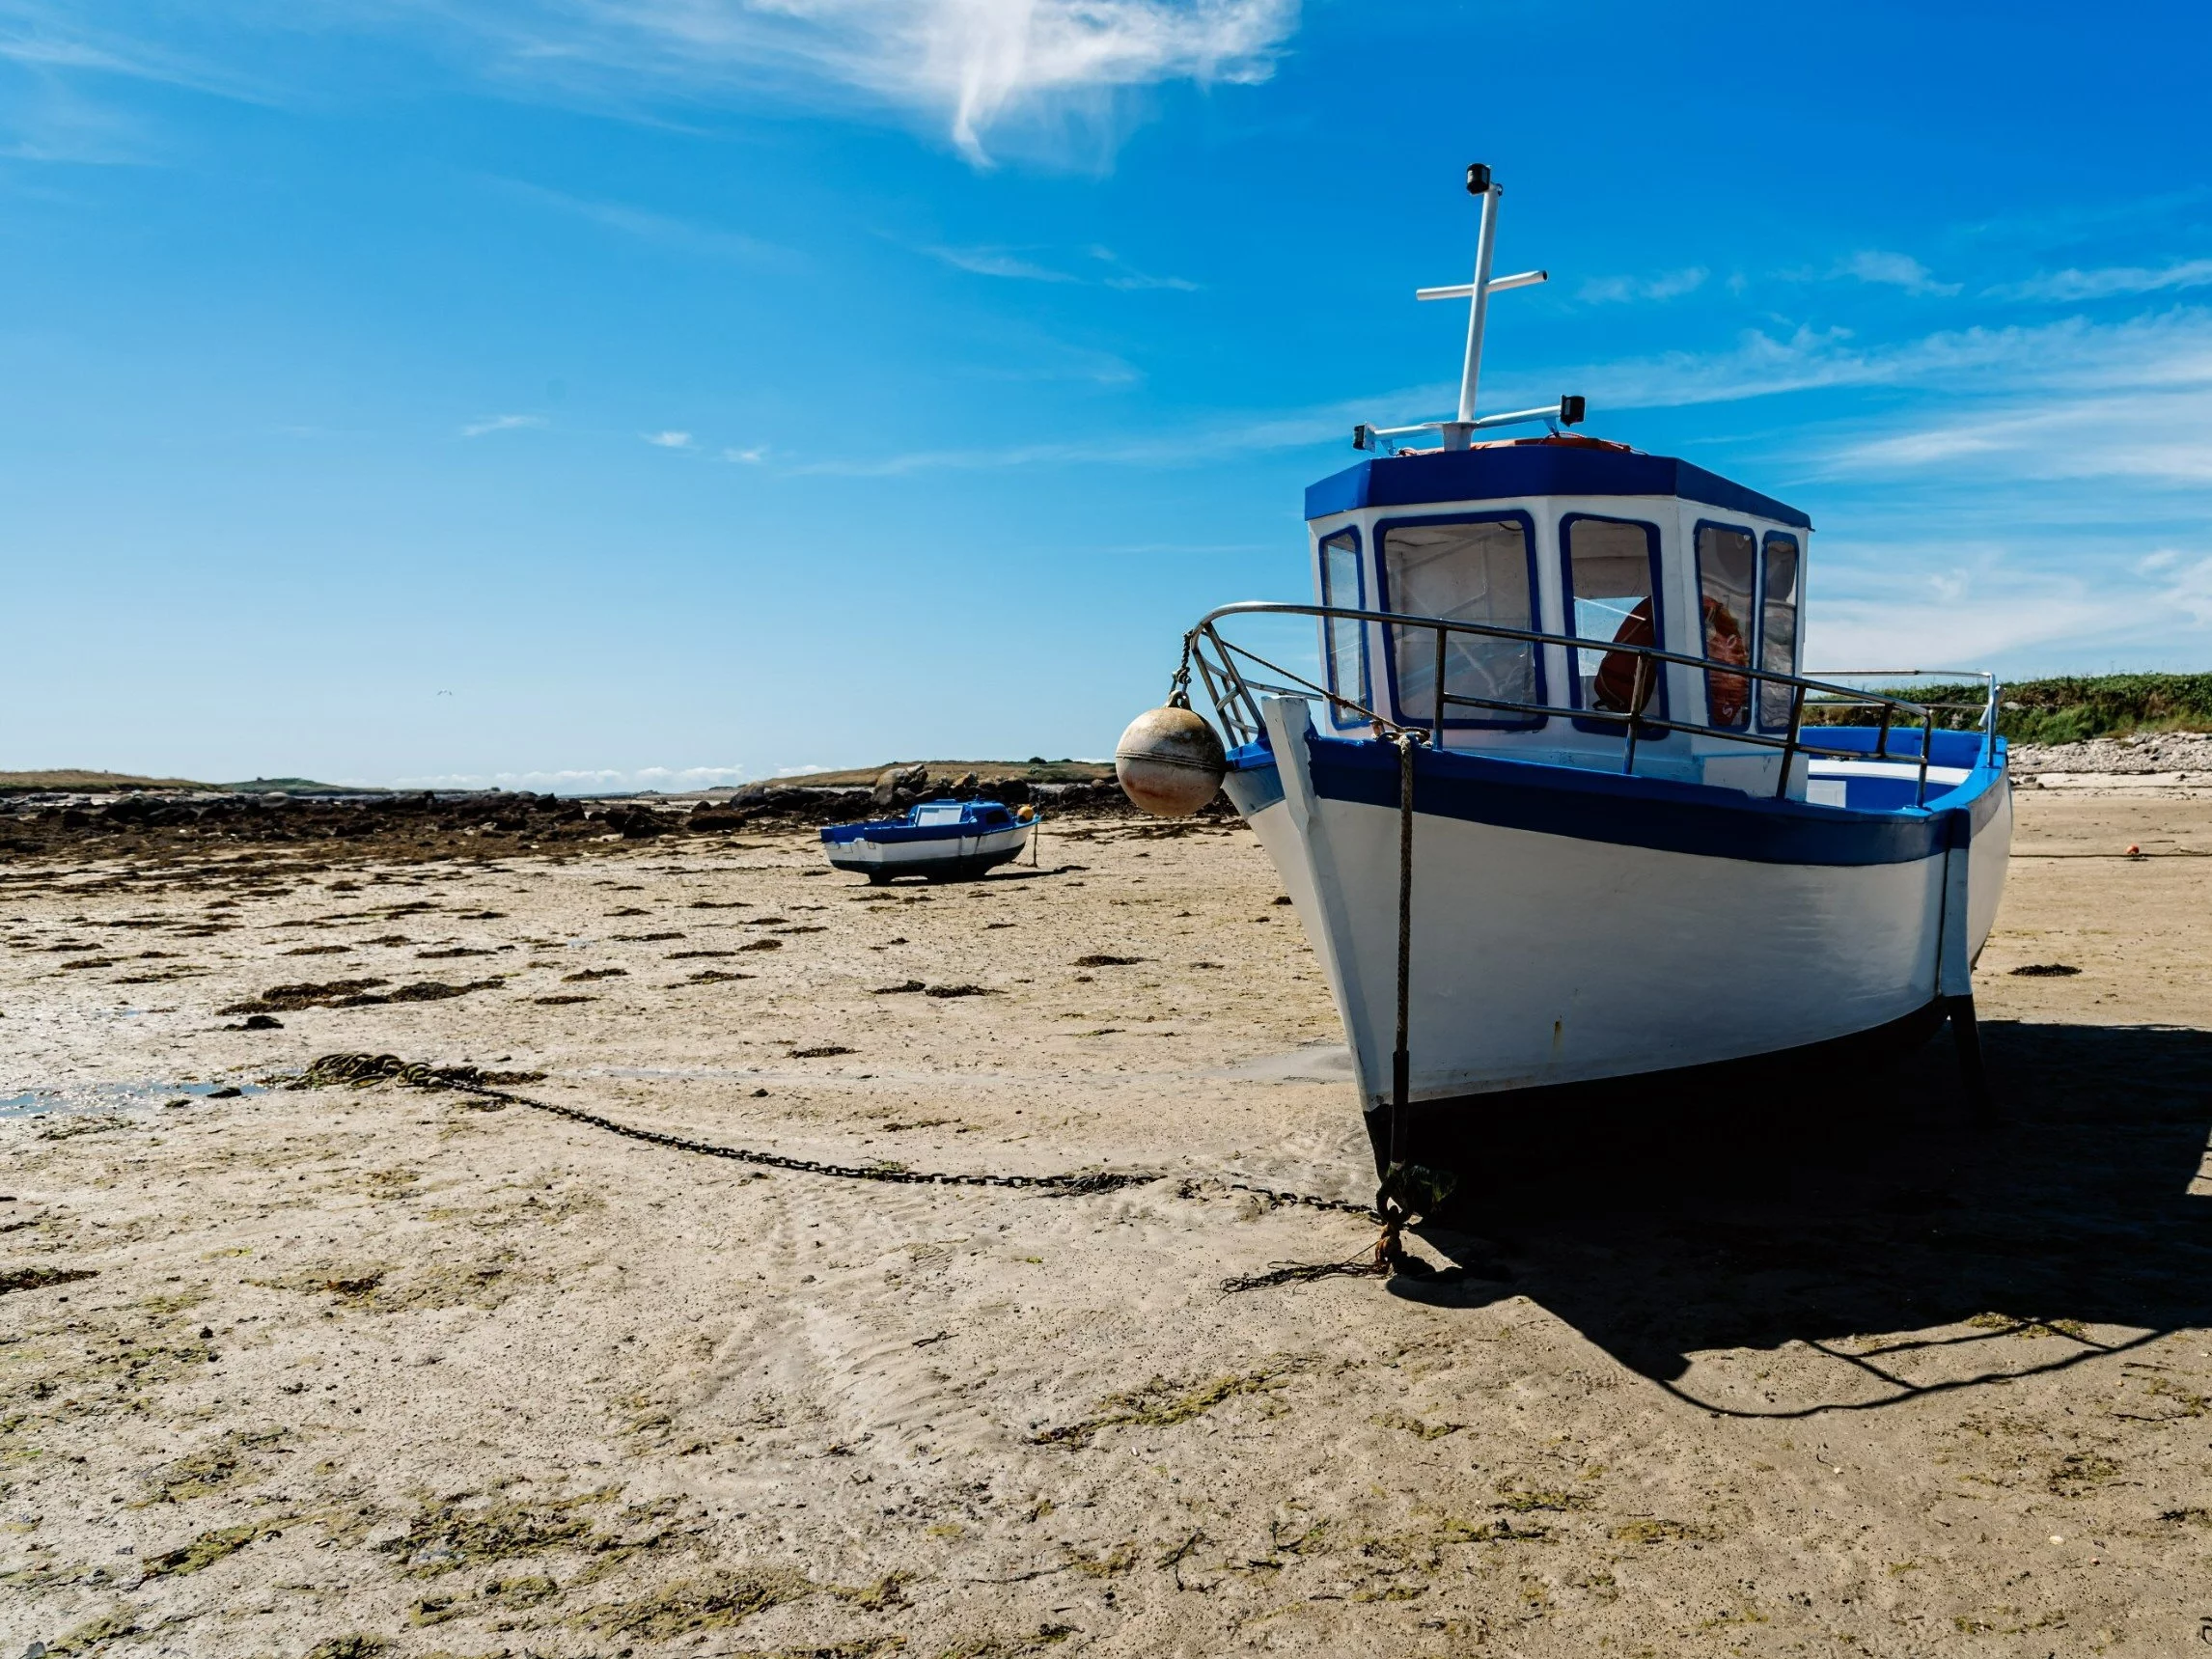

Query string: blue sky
5 0 2209 789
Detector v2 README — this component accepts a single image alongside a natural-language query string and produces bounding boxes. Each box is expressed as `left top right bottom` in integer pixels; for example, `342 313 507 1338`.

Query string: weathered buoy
1116 703 1227 817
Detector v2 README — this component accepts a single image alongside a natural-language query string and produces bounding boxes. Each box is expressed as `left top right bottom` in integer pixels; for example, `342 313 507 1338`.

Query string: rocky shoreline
2009 729 2212 778
0 766 1158 865
3 734 2200 865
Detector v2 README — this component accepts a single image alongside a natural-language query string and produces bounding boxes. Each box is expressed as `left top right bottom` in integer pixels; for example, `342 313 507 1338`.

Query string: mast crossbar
1354 163 1585 456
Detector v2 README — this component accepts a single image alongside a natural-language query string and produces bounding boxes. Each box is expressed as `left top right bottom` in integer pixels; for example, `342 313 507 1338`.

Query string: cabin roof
1305 436 1812 529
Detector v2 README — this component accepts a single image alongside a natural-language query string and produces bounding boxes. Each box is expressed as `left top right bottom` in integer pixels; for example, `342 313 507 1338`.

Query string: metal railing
1184 602 2000 807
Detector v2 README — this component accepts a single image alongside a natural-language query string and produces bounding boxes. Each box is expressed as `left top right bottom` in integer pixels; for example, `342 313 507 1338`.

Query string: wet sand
3 791 2209 1657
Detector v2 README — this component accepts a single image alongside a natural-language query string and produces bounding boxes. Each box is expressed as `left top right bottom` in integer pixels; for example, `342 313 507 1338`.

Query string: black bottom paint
828 849 1026 884
1364 999 1964 1181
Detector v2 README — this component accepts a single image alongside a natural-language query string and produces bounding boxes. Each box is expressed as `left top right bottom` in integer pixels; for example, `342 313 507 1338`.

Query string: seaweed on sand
142 1521 276 1577
570 1567 821 1638
1029 1360 1309 1449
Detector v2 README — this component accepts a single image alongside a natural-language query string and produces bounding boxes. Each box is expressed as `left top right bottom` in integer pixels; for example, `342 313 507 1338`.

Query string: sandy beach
4 786 2210 1657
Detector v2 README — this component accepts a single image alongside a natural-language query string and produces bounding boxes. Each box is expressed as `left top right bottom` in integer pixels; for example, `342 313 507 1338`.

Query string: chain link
294 1053 1373 1216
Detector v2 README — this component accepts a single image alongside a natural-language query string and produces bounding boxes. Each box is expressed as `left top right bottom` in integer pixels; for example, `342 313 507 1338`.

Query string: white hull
824 820 1032 872
1232 699 2011 1113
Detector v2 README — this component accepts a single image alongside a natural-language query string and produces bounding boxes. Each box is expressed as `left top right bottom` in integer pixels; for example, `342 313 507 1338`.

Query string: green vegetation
0 769 208 793
1029 1361 1307 1449
781 759 1110 788
1806 673 2212 742
1987 674 2212 743
142 1522 274 1577
0 769 377 794
571 1567 822 1638
221 777 382 793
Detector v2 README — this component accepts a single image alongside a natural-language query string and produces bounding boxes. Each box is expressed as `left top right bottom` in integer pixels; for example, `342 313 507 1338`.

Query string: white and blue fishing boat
821 799 1036 884
1117 165 2011 1179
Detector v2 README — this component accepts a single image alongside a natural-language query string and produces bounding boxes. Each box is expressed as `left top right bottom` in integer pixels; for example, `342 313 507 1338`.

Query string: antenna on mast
1453 162 1500 444
1352 163 1585 455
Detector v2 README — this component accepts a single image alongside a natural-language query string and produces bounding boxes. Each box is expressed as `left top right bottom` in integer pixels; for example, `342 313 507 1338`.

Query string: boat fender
1115 703 1227 817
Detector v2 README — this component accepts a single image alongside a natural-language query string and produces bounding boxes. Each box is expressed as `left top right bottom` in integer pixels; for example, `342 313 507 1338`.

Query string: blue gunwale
820 801 1024 846
1223 729 2005 869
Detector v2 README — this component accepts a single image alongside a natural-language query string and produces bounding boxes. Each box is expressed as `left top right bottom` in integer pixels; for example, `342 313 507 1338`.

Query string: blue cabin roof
1305 441 1811 529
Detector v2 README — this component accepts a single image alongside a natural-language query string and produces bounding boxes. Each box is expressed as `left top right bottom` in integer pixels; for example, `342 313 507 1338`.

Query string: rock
951 772 980 795
872 763 931 811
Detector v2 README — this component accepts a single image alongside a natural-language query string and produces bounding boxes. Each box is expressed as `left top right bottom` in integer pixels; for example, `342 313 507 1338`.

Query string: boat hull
1357 999 1951 1176
1226 698 2011 1168
823 820 1033 882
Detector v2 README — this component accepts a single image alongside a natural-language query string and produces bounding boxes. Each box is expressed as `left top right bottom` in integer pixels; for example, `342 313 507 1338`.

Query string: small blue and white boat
821 799 1036 884
1125 164 2012 1177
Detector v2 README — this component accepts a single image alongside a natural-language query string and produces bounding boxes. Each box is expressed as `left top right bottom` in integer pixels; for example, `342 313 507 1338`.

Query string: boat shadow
1396 1020 2212 1417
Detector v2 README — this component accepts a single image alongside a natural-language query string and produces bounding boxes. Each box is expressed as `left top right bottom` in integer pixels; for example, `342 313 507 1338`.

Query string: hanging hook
1167 633 1196 710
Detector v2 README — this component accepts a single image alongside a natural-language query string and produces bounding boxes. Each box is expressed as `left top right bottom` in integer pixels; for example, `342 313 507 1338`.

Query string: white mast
1452 166 1502 444
1353 162 1583 455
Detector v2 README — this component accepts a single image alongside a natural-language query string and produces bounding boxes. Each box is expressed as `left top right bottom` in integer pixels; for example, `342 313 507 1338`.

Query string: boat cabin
1305 433 1812 797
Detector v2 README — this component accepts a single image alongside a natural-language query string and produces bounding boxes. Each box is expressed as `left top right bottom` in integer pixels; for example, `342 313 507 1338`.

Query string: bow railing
1184 601 1999 807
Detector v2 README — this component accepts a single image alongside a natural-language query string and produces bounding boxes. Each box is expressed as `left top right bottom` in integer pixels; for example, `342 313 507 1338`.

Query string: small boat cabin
1304 433 1812 797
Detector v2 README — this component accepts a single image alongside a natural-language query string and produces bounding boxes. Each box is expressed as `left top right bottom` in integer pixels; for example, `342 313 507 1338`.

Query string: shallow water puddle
0 1078 270 1122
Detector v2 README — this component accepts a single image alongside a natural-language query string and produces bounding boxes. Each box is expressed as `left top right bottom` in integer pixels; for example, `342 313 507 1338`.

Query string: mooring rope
1372 729 1424 1268
293 1052 1376 1216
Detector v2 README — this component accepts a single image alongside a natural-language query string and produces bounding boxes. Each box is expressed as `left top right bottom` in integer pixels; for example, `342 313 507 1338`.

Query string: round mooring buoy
1115 704 1228 817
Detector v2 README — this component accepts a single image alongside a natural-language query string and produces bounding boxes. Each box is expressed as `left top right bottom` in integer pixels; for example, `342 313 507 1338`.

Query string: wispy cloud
784 386 1414 476
642 429 696 449
1787 309 2212 487
1535 307 2212 415
488 177 797 266
1828 386 2212 487
919 239 1200 289
922 243 1079 282
3 0 1298 168
1090 244 1200 290
0 13 274 102
1988 257 2212 303
1577 266 1708 305
1805 545 2212 669
0 60 162 164
446 0 1300 166
460 412 548 438
0 8 286 162
722 445 767 463
1836 249 1960 296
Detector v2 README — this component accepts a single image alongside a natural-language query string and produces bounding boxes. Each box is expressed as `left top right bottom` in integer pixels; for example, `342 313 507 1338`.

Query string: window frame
1558 512 1669 736
1371 509 1546 732
1691 517 1758 733
1314 525 1371 729
1756 530 1803 733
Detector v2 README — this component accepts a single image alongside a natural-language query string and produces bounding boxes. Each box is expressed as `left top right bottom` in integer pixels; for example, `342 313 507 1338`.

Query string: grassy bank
1986 674 2212 743
1806 673 2212 741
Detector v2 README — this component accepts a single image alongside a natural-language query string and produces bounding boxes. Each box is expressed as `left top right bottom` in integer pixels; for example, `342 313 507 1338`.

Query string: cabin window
914 804 964 825
1316 527 1369 722
1561 515 1665 726
1378 513 1539 727
1757 534 1802 731
1694 523 1756 731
